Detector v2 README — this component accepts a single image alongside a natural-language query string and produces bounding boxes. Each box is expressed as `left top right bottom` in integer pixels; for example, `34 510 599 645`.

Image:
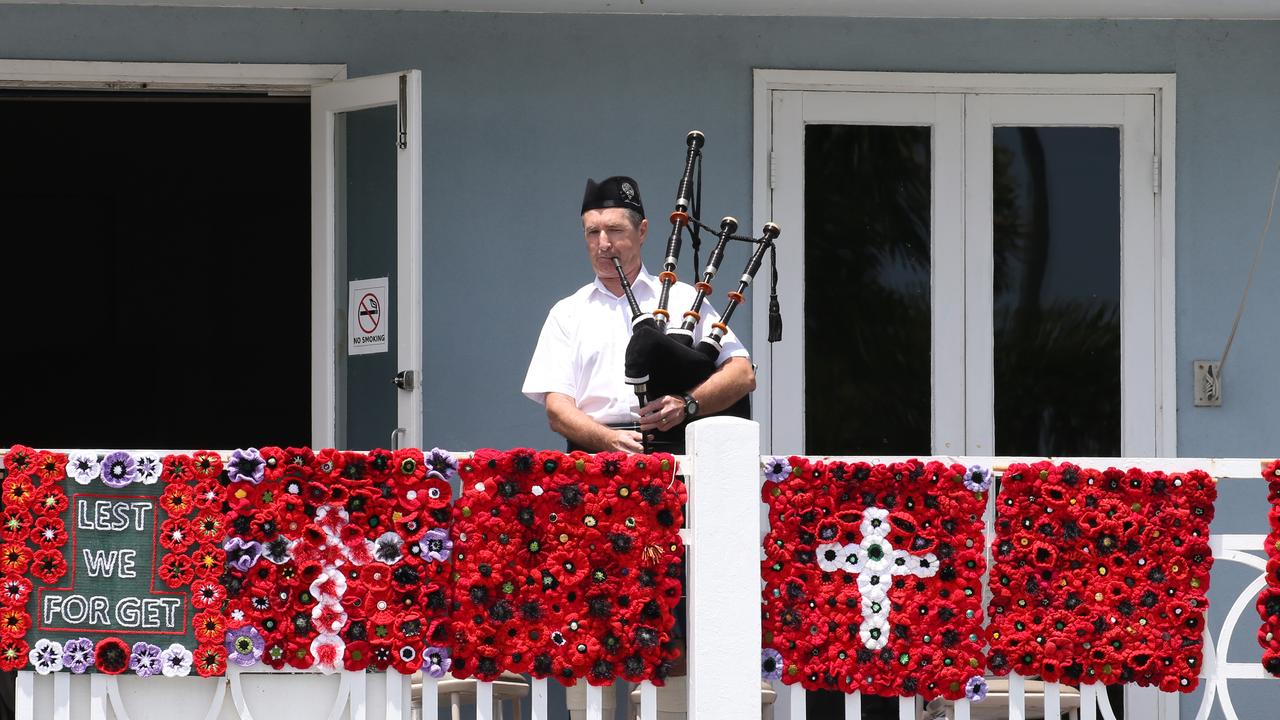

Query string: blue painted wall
1 9 1277 716
1 9 1275 458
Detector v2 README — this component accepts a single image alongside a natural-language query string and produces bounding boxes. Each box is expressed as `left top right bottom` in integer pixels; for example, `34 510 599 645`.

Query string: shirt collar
592 265 657 300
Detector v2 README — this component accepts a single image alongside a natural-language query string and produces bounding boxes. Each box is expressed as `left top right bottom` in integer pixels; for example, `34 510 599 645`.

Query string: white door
759 83 1166 459
311 71 423 451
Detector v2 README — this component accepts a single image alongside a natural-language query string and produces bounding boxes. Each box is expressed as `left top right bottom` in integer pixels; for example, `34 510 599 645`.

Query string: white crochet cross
814 506 939 650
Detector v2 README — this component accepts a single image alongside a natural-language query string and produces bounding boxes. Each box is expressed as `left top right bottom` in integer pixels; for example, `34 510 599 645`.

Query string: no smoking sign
349 277 389 355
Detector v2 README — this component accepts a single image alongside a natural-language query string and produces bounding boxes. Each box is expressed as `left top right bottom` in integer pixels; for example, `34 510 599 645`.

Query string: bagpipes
616 130 783 451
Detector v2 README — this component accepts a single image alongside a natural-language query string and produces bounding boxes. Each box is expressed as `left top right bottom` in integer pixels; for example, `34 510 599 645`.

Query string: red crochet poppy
95 637 131 675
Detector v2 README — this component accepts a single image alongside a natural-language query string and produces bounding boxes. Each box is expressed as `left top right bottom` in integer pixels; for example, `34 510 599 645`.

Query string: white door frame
752 70 1177 459
0 60 422 450
311 71 424 450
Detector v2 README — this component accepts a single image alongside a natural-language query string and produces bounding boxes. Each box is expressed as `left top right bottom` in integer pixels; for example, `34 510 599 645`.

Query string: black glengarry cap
581 176 644 218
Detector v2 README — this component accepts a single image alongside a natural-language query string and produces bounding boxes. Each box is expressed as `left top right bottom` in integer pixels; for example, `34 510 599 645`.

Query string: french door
755 76 1172 460
311 71 423 451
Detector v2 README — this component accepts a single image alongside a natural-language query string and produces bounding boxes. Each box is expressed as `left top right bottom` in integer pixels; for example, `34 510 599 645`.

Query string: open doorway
0 90 311 450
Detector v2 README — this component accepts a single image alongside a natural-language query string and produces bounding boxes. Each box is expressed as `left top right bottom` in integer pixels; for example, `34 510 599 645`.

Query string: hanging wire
1218 162 1280 375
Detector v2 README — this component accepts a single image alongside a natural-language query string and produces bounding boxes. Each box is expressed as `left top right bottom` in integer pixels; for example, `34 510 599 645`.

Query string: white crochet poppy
160 644 193 677
29 638 64 674
66 451 100 485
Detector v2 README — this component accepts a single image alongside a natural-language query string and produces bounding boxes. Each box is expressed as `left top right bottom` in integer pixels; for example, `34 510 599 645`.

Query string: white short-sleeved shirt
523 267 750 424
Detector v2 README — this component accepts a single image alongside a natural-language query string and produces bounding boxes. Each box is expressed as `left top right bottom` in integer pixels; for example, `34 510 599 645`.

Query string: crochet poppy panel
1257 460 1280 677
449 449 685 687
214 447 454 675
989 462 1215 693
760 457 989 701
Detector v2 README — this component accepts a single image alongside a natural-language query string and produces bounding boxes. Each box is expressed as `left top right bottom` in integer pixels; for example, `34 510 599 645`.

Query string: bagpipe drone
614 130 783 451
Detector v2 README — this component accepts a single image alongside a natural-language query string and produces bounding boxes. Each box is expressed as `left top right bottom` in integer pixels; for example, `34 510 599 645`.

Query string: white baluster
1044 681 1060 720
477 681 494 720
585 683 603 720
421 675 440 720
640 680 657 720
529 677 547 720
1008 674 1025 720
1080 684 1098 720
53 673 70 720
15 671 32 720
90 674 108 720
844 691 860 719
788 684 807 719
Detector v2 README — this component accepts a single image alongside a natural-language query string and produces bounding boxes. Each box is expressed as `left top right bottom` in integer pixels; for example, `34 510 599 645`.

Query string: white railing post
686 417 762 720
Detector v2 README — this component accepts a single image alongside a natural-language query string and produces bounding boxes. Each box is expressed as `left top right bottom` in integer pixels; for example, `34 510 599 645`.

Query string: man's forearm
545 392 643 453
689 356 756 414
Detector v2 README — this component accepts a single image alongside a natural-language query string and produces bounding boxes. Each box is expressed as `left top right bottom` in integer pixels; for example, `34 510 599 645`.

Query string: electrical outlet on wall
1194 360 1222 407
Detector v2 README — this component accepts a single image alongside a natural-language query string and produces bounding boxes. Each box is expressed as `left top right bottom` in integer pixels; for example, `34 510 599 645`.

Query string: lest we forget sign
4 449 199 675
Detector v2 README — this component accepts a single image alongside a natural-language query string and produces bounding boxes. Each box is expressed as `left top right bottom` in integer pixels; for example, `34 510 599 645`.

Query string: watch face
684 395 698 416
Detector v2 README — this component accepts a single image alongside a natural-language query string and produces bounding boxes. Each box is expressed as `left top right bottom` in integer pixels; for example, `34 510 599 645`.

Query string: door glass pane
993 127 1121 456
804 125 931 455
336 105 398 451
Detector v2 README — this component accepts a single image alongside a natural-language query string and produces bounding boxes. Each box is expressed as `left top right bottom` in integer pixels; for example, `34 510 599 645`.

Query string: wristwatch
681 393 699 419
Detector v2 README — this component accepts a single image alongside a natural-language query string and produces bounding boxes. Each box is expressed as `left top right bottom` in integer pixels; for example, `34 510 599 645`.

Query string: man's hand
637 395 686 433
607 429 645 453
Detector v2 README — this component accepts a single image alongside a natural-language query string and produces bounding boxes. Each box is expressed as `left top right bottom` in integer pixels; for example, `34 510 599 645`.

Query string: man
523 175 755 453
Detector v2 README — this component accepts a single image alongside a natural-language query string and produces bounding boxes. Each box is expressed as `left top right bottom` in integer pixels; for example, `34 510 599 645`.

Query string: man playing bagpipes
522 174 756 454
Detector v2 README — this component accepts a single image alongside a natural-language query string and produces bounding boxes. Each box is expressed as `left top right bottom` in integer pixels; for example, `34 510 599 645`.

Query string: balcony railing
9 419 1274 720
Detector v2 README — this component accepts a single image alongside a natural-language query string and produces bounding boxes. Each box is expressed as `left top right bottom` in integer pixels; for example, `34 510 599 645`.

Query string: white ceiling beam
5 0 1280 20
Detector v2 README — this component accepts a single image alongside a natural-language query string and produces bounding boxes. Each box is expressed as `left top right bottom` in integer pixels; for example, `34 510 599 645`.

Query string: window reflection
804 125 931 455
993 127 1121 457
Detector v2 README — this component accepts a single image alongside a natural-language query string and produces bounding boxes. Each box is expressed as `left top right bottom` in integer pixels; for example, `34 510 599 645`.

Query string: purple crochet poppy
223 537 263 572
226 626 265 667
129 642 162 677
422 646 451 678
761 648 784 680
965 675 988 702
963 465 993 492
419 529 453 562
426 448 458 480
762 457 791 483
62 637 94 674
227 448 265 484
100 451 137 488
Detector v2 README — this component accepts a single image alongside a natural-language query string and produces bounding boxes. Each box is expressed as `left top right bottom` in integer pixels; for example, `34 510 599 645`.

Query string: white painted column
685 417 762 720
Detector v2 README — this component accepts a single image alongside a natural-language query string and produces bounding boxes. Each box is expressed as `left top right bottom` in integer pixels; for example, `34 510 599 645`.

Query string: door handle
392 370 416 390
391 427 406 450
